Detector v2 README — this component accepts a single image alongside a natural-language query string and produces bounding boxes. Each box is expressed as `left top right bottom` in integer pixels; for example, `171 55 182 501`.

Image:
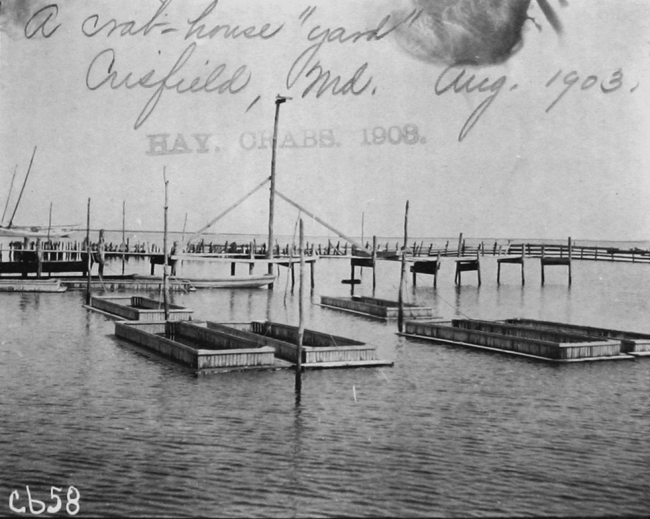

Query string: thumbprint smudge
392 0 567 66
0 0 52 39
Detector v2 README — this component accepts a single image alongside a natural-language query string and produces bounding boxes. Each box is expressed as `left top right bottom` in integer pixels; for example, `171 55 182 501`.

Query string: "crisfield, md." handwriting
82 0 283 129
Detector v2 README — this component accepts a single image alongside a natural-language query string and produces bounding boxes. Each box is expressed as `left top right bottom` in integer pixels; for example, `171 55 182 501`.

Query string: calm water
1 256 649 517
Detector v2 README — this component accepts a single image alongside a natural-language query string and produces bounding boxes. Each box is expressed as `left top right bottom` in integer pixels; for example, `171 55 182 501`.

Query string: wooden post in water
47 202 52 245
85 198 91 305
267 95 290 287
372 235 378 296
457 232 463 257
163 169 170 321
122 200 126 275
295 219 305 393
181 211 188 243
36 238 42 278
569 236 571 286
398 201 409 333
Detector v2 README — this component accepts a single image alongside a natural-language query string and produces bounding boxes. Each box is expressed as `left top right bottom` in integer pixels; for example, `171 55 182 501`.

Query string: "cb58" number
9 486 80 515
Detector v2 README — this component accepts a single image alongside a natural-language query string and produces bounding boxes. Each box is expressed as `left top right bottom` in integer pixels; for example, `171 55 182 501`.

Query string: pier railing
2 238 648 266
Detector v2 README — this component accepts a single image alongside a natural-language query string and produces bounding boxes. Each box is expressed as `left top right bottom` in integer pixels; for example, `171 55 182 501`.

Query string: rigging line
8 146 37 228
184 177 270 246
275 190 366 251
283 210 302 308
1 165 18 225
418 275 473 319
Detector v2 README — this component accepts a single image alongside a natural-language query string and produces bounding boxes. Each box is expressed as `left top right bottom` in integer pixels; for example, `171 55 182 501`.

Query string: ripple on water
1 261 650 517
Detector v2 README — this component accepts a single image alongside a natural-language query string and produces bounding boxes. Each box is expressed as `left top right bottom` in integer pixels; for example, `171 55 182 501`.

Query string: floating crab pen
402 319 635 362
212 321 393 368
114 320 279 374
89 296 193 322
114 319 392 374
320 295 435 320
503 318 650 357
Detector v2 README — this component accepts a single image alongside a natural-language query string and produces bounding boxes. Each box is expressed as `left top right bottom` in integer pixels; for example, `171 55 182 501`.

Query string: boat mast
295 218 305 393
1 165 18 225
398 200 409 333
163 167 170 321
267 95 290 282
8 146 37 229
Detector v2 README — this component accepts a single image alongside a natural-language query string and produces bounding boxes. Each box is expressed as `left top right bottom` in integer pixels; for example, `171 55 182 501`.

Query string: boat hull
134 273 276 289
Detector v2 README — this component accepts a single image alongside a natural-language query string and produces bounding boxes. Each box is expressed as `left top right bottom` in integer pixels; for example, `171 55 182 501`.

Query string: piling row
1 236 648 265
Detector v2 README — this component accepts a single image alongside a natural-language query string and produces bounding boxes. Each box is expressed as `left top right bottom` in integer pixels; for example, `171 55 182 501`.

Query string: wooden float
503 318 650 357
114 319 392 373
88 295 193 322
320 295 436 321
401 318 635 362
114 320 279 374
0 278 67 292
210 321 392 368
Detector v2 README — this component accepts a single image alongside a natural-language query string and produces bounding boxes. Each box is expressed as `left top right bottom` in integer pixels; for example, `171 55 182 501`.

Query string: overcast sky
1 0 649 241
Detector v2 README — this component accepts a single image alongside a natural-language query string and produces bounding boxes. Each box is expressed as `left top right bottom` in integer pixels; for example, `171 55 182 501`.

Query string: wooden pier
497 251 525 285
454 254 481 286
410 253 441 287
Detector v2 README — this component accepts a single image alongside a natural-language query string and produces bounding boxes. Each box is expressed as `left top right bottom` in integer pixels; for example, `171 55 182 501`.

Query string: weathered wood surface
504 318 650 354
320 295 434 320
115 320 392 372
403 320 630 362
91 296 193 322
248 320 390 365
115 321 276 372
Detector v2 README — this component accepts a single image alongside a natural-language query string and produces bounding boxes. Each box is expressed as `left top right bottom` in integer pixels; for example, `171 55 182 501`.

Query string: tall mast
1 165 18 225
8 146 37 228
267 95 290 281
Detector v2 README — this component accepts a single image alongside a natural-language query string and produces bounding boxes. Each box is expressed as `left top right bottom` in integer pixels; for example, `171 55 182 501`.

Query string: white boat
0 224 79 239
0 278 67 292
133 273 276 289
1 147 79 239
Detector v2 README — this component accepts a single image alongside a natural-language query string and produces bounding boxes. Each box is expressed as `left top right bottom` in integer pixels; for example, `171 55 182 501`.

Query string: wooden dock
401 318 636 362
